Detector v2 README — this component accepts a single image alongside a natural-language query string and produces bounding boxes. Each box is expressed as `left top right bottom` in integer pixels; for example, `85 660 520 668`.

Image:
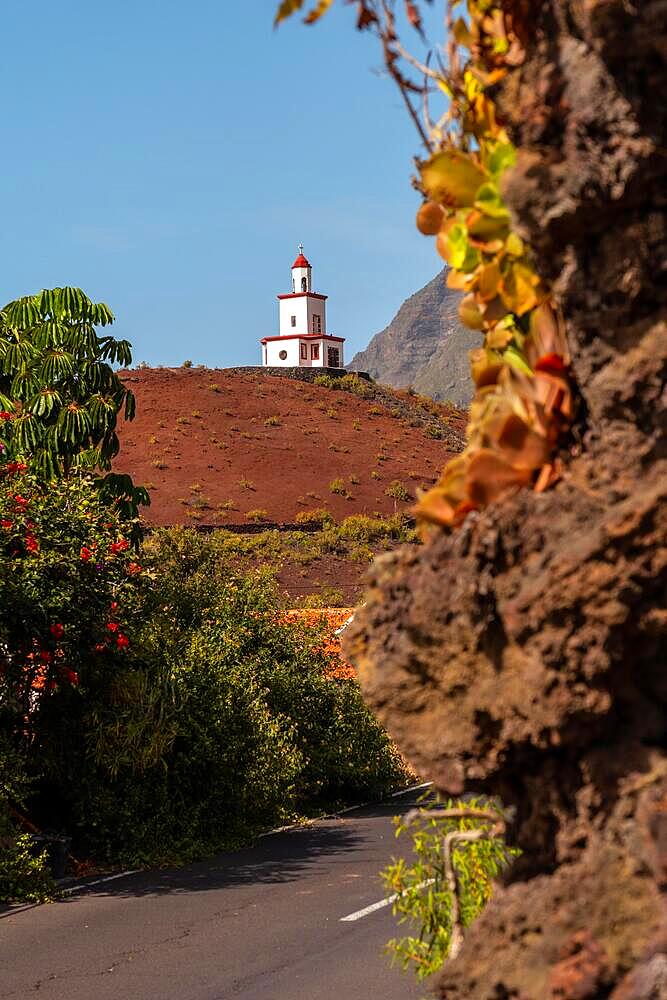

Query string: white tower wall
279 297 309 336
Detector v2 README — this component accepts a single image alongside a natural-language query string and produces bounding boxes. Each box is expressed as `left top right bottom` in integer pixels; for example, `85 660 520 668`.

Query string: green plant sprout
381 795 519 981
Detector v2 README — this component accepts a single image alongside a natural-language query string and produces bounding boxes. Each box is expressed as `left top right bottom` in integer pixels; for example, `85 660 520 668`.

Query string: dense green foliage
381 796 518 980
0 472 407 890
0 286 149 522
145 513 417 598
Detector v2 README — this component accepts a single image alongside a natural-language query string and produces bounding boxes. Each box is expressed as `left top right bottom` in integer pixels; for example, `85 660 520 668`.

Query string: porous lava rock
344 2 666 995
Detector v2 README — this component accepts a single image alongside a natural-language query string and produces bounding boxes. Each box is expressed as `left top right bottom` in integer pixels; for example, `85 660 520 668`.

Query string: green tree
0 287 148 519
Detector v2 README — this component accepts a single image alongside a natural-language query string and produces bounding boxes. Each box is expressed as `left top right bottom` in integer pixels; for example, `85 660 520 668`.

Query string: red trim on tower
277 292 327 301
292 253 311 269
260 333 345 344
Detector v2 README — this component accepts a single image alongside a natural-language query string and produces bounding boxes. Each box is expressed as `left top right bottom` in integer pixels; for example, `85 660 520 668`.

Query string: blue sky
2 0 440 366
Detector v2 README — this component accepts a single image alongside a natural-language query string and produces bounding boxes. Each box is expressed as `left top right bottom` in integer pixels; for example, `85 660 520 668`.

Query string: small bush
239 478 255 491
425 426 443 439
246 509 269 523
313 374 337 389
338 374 373 399
385 481 411 502
151 458 167 469
382 797 518 980
264 415 281 427
295 508 334 527
208 383 220 393
182 360 193 368
218 499 236 511
371 470 381 480
349 474 360 485
0 835 55 904
189 482 202 493
148 434 158 445
191 410 202 419
369 405 383 416
329 478 347 496
176 416 190 426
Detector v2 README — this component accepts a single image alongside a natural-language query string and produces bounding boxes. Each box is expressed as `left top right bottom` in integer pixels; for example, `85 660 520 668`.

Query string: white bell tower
260 245 345 369
291 243 312 293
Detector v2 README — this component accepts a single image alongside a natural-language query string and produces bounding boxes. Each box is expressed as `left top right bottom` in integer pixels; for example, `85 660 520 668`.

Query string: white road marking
60 870 141 896
260 781 433 837
390 781 432 798
340 878 435 922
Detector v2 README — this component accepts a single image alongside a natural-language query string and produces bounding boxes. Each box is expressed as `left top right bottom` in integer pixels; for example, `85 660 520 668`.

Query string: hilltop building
261 246 345 368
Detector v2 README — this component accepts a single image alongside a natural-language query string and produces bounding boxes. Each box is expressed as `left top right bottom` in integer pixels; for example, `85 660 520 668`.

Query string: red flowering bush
0 469 145 724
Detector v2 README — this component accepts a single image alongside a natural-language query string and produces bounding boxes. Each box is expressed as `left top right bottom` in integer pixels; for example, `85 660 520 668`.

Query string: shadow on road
48 797 411 904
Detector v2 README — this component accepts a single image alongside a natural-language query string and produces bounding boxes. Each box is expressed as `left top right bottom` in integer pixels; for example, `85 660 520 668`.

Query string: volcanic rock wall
345 3 666 997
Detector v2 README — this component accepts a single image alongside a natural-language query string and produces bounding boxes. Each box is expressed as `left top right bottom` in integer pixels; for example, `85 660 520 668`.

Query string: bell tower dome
291 243 312 293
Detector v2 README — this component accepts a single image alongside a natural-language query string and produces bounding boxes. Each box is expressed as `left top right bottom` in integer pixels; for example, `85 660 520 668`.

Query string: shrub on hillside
294 508 334 527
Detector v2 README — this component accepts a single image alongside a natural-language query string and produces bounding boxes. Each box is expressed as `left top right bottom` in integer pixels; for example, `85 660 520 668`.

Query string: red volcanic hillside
113 368 466 527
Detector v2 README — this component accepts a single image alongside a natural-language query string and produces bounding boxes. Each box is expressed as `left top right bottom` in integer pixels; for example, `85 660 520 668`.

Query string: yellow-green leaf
459 294 485 331
466 209 509 248
486 141 517 178
504 232 524 257
453 17 475 48
304 0 334 23
420 150 487 209
499 261 542 315
437 226 481 272
474 182 510 219
274 0 305 26
477 261 502 301
502 344 533 375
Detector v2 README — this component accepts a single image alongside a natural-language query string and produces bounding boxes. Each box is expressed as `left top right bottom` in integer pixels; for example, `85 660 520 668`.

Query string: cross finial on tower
298 242 304 255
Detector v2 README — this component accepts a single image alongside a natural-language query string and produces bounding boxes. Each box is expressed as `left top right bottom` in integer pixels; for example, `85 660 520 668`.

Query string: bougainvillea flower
1 519 12 530
127 562 142 575
25 535 39 553
0 411 14 420
39 650 53 664
109 539 129 554
116 634 130 649
106 622 120 633
50 623 65 639
1 461 28 475
80 546 93 561
13 495 28 507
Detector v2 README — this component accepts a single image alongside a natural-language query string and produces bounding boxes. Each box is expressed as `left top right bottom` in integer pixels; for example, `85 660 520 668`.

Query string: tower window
327 347 340 368
278 349 288 360
300 343 307 359
292 278 295 292
311 343 319 360
291 315 296 327
312 314 321 333
301 276 307 292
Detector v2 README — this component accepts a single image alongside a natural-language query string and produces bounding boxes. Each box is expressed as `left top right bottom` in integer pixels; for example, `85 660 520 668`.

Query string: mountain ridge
349 270 478 406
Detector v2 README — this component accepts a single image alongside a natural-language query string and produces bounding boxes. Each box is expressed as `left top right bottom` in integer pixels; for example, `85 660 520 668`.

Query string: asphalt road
1 789 432 1000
